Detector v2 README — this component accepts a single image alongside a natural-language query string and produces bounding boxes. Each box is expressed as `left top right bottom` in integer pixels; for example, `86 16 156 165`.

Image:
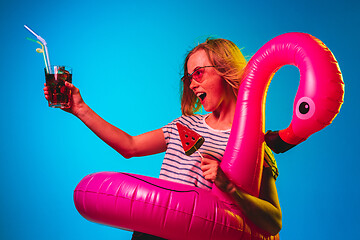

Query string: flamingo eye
299 102 310 114
296 97 315 120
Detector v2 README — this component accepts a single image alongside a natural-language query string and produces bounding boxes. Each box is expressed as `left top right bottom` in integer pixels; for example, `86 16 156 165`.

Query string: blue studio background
1 0 358 239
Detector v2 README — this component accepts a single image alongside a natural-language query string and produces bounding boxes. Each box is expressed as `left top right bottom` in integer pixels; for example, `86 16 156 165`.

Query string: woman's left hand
200 157 233 192
200 157 220 182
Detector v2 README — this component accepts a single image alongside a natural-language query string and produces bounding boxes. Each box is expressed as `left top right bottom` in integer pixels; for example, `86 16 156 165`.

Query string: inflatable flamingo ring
74 33 344 240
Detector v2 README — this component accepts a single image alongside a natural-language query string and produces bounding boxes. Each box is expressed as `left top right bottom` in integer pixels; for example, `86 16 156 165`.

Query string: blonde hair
181 38 247 115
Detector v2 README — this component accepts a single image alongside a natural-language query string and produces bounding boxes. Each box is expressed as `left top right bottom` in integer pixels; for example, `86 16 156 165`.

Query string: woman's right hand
43 82 88 117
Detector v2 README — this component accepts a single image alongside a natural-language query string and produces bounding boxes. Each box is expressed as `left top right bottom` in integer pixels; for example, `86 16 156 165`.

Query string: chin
203 107 215 113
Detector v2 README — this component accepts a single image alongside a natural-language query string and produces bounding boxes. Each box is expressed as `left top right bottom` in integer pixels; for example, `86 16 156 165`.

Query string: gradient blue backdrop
1 0 358 239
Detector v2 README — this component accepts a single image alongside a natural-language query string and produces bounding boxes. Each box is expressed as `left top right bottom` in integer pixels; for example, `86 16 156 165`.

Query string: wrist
226 182 237 195
216 178 236 194
75 103 91 119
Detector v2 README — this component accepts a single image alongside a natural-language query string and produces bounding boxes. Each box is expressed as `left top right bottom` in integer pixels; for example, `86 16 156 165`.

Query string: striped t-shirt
159 114 278 190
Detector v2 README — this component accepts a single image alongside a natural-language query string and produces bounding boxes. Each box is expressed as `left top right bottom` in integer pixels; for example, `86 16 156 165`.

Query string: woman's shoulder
180 114 206 120
169 114 206 126
163 114 205 131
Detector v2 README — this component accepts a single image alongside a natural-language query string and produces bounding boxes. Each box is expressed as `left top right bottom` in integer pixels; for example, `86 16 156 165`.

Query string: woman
44 38 282 239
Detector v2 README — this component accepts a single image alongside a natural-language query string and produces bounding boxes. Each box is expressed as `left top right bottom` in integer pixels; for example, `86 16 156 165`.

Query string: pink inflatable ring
74 33 344 239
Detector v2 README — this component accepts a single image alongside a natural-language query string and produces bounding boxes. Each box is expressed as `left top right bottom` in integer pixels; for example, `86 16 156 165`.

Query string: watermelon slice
176 122 205 156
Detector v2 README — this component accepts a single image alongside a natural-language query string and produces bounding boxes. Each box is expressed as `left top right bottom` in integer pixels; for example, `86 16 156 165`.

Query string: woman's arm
44 82 167 158
77 106 167 158
201 158 282 235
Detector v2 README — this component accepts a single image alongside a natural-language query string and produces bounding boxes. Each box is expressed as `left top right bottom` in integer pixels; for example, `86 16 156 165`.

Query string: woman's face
187 49 234 114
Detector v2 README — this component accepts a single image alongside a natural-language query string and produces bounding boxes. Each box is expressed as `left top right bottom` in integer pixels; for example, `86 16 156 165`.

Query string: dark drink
45 66 72 108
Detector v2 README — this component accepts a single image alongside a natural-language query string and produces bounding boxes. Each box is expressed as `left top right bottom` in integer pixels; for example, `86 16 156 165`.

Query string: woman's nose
189 79 199 90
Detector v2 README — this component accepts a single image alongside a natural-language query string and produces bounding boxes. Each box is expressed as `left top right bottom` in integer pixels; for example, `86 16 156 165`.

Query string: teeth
197 93 206 100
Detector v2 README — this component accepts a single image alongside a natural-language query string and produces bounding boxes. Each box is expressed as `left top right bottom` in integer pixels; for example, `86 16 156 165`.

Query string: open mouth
197 93 207 101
